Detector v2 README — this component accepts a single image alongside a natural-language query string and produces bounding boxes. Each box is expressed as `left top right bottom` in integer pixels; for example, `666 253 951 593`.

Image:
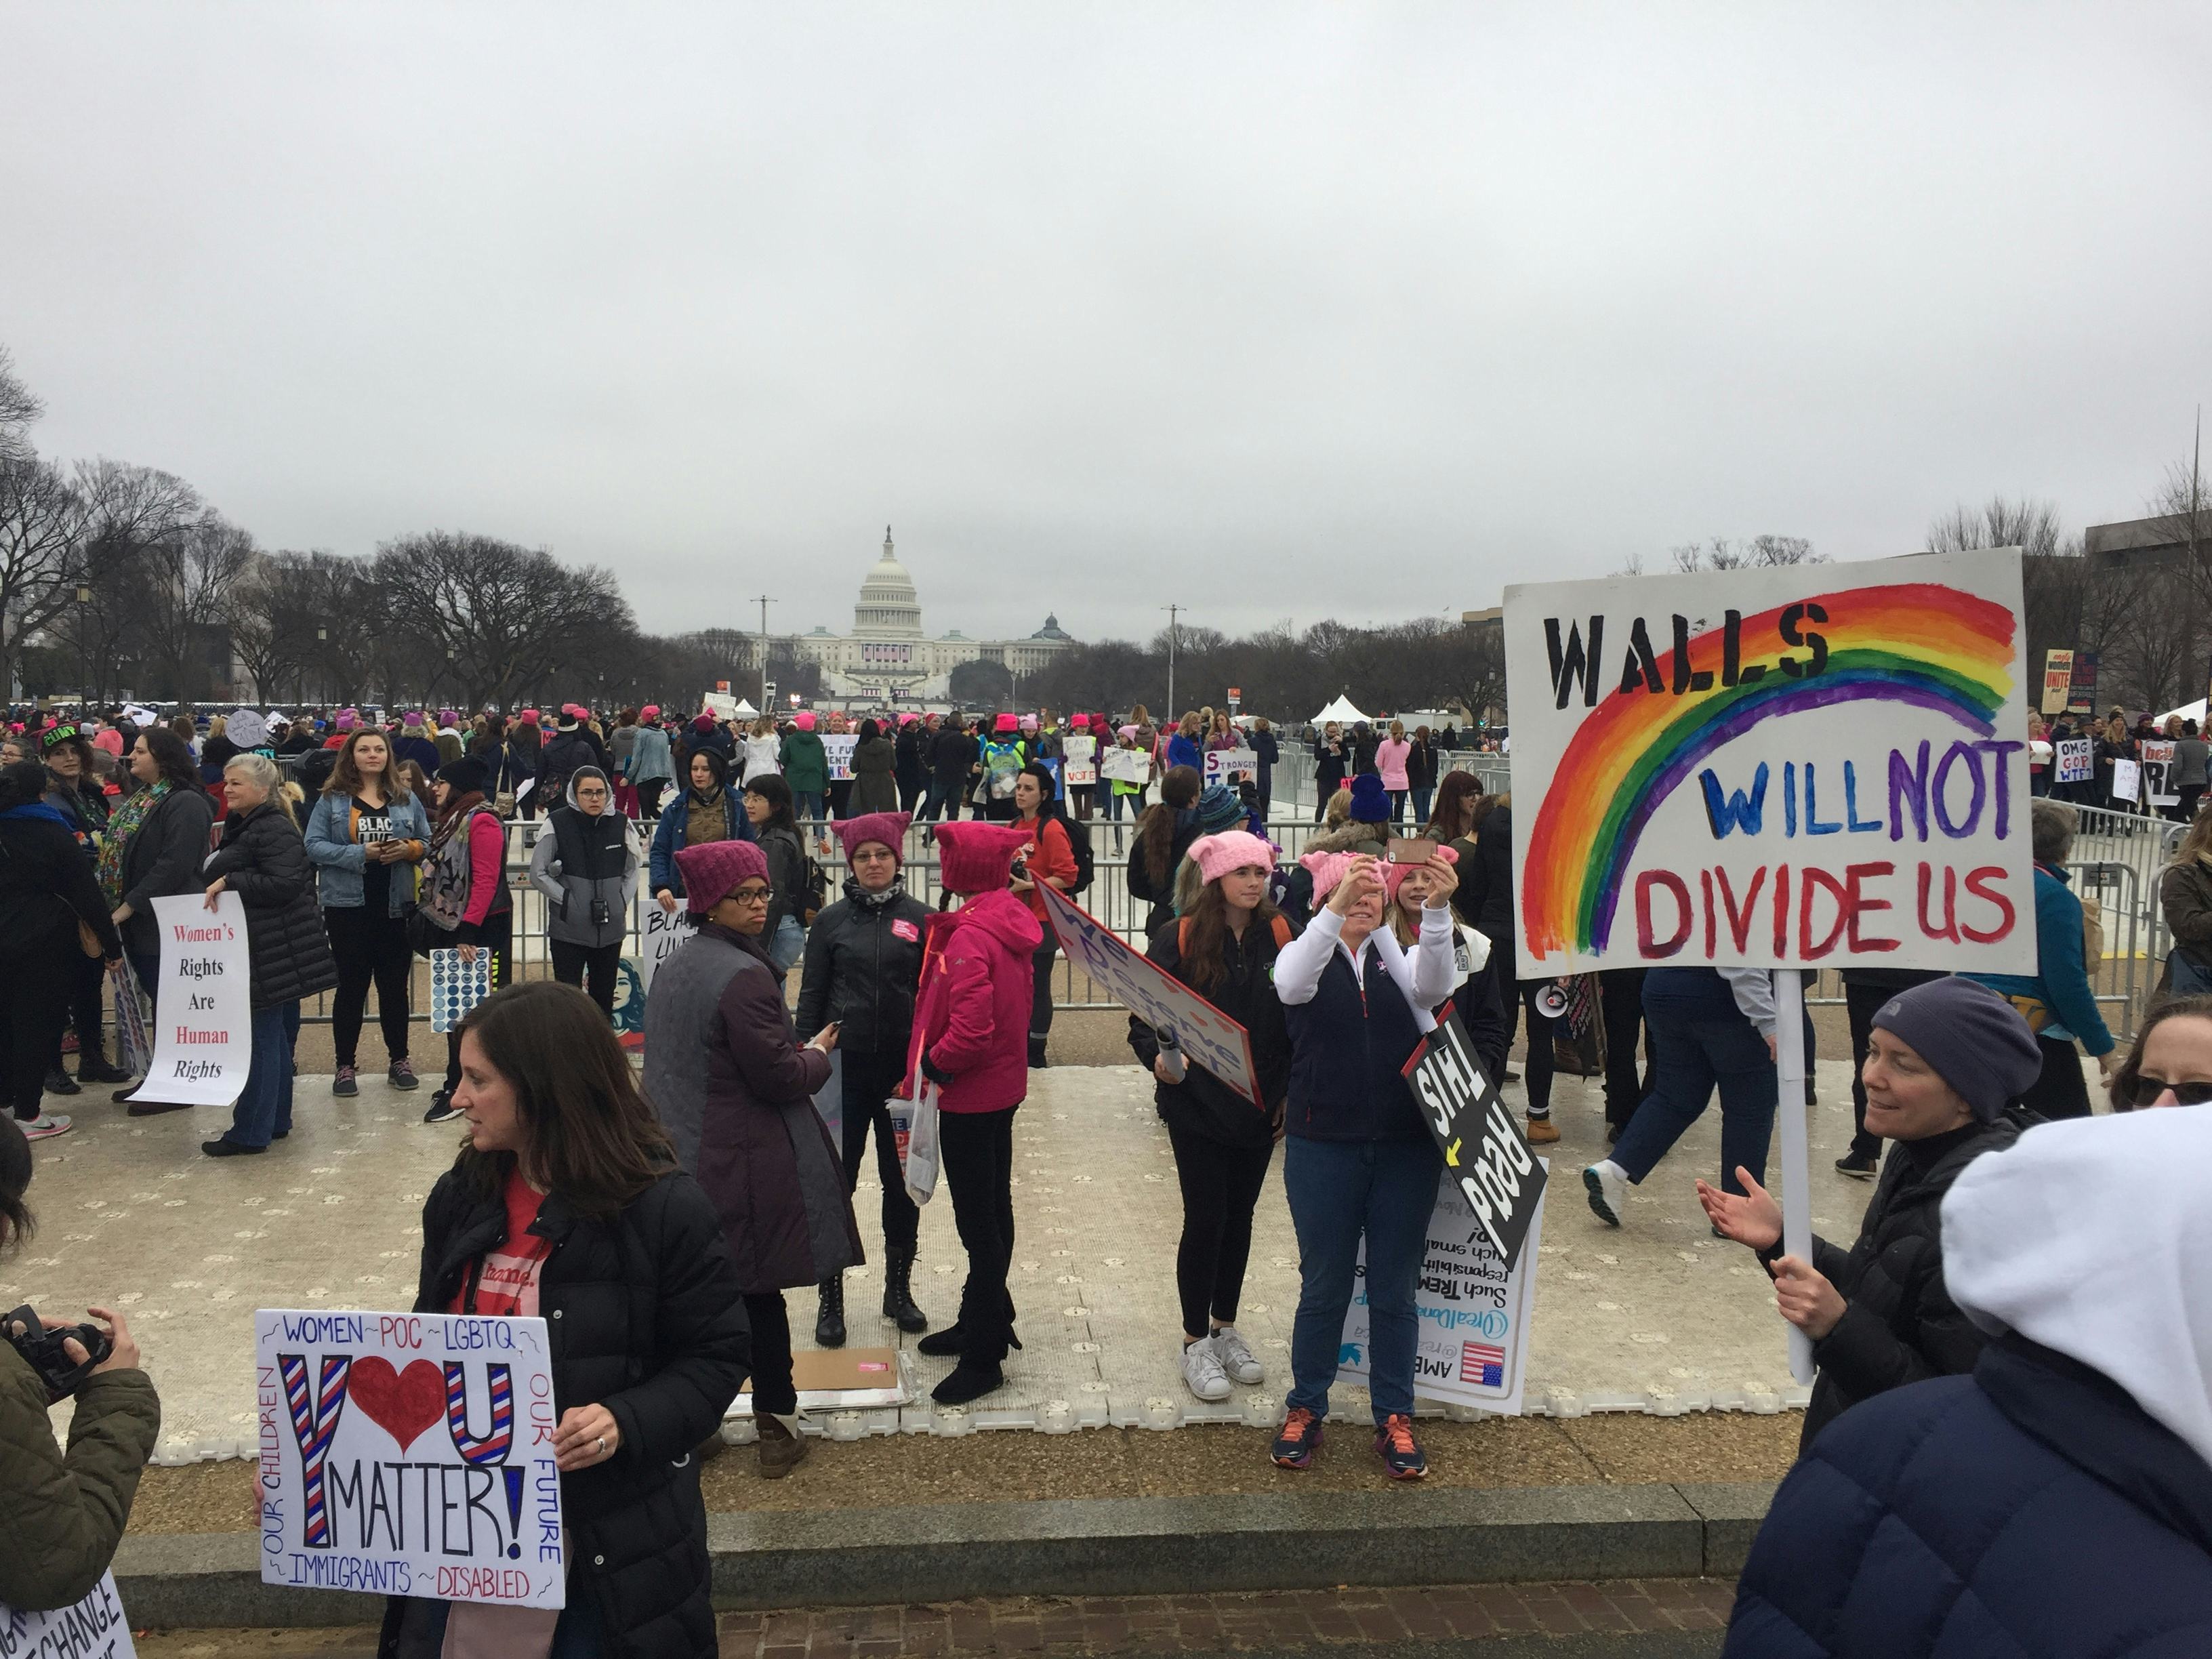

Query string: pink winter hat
1300 849 1363 903
640 704 660 721
1382 842 1458 901
837 811 911 865
1019 714 1038 733
675 838 769 915
335 708 359 731
519 709 541 726
933 821 1030 896
794 710 817 732
994 713 1019 734
1188 831 1277 887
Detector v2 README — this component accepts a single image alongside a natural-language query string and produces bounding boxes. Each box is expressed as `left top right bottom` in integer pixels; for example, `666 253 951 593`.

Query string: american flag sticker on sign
1460 1343 1506 1387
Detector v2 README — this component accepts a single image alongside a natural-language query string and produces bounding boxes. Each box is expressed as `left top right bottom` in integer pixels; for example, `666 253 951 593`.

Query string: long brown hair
452 981 674 1215
1180 874 1284 994
1138 764 1202 884
325 726 412 801
1429 770 1485 842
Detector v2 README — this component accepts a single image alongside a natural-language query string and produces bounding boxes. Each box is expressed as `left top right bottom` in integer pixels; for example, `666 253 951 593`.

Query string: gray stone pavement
9 1047 2036 1465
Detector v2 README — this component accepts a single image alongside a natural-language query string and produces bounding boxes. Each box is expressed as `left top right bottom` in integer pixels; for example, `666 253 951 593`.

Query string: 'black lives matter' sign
1402 1005 1546 1271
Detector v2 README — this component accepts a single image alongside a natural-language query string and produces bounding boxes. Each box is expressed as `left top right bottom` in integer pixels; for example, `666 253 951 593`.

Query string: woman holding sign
1270 846 1459 1480
392 980 747 1658
202 755 338 1157
1128 830 1294 1404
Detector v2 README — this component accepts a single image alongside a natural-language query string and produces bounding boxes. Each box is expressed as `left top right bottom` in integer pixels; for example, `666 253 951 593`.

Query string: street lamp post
74 583 91 708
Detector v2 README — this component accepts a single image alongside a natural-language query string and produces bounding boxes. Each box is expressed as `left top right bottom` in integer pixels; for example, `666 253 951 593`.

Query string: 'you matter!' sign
255 1309 565 1609
1504 549 2035 975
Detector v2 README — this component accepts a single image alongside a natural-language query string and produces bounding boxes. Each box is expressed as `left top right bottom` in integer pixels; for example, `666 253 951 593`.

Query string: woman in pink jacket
907 821 1038 1406
1374 720 1413 823
419 756 512 1126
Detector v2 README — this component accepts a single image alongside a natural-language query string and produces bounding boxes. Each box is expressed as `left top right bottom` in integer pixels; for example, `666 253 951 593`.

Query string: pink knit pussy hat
1189 831 1277 887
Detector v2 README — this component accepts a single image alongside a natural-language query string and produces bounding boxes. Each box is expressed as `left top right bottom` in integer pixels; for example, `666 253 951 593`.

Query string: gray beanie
1871 976 2041 1122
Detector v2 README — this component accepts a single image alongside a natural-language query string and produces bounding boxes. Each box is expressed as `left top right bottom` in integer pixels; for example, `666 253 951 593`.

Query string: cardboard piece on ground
731 1347 912 1414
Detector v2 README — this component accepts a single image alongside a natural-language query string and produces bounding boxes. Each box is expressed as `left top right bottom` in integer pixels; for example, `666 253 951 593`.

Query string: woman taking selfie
529 765 638 1017
1270 846 1458 1479
201 754 338 1157
304 726 430 1098
642 840 855 1479
384 980 746 1658
1128 830 1294 1404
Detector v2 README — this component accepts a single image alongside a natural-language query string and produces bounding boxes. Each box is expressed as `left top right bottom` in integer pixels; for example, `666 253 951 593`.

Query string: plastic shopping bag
890 1080 941 1206
110 959 154 1078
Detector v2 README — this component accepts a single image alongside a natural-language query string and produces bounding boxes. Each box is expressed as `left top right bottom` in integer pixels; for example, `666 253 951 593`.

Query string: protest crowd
5 675 2211 1658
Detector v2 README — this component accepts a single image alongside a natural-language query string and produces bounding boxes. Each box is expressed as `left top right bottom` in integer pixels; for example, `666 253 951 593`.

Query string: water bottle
1156 1029 1187 1084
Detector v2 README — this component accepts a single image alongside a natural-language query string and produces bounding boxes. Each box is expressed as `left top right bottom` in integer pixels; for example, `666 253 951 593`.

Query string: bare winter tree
0 346 42 466
0 455 85 698
1668 535 1820 573
133 512 259 700
2147 428 2211 607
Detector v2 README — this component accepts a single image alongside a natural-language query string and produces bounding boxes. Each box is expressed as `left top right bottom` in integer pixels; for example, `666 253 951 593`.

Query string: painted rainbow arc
1521 583 2017 958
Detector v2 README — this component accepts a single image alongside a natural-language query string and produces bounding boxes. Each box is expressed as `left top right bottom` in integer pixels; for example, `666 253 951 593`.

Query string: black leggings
550 939 623 1017
1166 1122 1273 1340
325 905 413 1067
939 1106 1018 1367
842 1046 920 1252
5 935 75 1119
1494 941 1558 1116
743 1291 796 1416
636 779 668 819
1030 937 1057 1048
56 947 107 1073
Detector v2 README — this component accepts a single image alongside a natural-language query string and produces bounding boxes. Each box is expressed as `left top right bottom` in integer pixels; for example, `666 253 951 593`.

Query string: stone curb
110 1481 1773 1629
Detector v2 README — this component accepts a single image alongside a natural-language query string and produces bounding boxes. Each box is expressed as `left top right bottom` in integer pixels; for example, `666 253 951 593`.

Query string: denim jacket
302 789 433 916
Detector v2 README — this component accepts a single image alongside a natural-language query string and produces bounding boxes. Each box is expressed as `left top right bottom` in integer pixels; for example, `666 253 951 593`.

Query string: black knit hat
1872 976 2041 1123
436 756 489 798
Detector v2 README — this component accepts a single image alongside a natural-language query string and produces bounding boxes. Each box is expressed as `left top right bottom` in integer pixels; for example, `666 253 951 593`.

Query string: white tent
2158 698 2207 729
1311 693 1370 726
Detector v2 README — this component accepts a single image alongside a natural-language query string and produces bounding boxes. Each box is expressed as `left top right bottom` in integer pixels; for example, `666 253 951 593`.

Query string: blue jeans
794 790 825 827
227 1001 302 1149
1612 970 1776 1196
1411 786 1433 829
1283 1134 1443 1424
768 915 806 974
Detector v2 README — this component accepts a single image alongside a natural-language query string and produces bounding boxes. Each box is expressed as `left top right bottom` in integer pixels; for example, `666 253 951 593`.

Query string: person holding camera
1 1117 161 1612
528 765 638 1018
1 760 123 1141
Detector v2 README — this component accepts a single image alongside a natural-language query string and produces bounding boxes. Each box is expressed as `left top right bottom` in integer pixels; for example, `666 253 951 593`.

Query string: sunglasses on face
2128 1075 2212 1107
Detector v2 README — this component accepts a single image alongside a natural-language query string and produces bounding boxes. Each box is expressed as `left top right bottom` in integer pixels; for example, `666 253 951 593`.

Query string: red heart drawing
348 1357 445 1452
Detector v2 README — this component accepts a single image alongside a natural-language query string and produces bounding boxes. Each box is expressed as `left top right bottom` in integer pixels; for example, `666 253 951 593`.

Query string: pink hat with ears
1299 848 1360 903
897 711 919 726
336 708 359 731
836 811 912 865
794 710 817 732
1381 842 1458 902
640 704 660 720
1188 831 1277 887
675 838 770 915
520 709 541 725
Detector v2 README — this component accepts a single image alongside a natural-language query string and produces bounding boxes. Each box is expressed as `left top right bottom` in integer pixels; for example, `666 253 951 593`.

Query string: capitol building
775 529 1076 701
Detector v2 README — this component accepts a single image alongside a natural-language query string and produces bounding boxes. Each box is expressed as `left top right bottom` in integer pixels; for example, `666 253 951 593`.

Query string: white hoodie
1941 1108 2212 1469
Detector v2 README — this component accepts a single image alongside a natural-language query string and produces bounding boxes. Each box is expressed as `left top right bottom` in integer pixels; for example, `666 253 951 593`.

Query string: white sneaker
21 1113 73 1141
1583 1160 1626 1227
1181 1336 1231 1402
1212 1325 1264 1385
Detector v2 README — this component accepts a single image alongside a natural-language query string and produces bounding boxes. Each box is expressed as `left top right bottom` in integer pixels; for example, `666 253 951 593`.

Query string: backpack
803 851 830 924
1054 807 1095 895
982 739 1024 800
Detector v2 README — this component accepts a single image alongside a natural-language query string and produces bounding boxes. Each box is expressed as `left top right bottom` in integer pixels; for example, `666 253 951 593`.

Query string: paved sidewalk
16 1053 1890 1460
133 1580 1737 1656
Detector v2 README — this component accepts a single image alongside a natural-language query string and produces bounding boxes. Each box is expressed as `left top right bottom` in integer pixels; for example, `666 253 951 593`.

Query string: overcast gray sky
5 3 2208 644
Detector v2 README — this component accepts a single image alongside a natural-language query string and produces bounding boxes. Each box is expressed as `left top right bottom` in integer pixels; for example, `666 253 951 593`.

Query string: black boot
815 1274 846 1348
1027 1036 1050 1069
918 1295 1019 1357
882 1248 929 1334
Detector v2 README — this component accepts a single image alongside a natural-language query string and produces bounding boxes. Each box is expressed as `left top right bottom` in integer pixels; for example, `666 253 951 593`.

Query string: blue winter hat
1872 976 2041 1124
1193 783 1246 834
1349 774 1391 823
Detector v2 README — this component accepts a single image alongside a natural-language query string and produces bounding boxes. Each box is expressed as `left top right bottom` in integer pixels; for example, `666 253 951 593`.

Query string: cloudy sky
5 3 2209 644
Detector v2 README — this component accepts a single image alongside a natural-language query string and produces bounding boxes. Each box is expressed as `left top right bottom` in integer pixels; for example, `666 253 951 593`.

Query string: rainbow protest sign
1504 550 2036 975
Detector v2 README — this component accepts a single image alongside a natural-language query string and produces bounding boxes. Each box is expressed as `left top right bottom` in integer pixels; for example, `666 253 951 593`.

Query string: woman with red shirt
1009 764 1077 1069
908 820 1038 1406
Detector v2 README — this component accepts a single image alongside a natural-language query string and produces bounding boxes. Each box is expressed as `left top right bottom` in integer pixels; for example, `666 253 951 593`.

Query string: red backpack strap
1178 916 1191 956
1270 915 1294 950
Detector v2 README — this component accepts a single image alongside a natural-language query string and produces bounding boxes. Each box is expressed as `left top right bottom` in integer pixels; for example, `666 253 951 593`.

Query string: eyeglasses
728 887 772 905
2128 1075 2212 1107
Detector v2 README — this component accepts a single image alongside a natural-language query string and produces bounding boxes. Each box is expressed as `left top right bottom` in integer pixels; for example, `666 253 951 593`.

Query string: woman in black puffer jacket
201 754 337 1158
380 981 747 1659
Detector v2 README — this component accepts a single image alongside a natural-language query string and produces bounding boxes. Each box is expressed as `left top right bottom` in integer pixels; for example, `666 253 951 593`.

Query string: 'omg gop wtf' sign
255 1310 565 1610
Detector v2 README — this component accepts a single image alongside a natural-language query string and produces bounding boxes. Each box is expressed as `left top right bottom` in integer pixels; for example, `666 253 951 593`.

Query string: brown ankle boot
755 1412 810 1479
